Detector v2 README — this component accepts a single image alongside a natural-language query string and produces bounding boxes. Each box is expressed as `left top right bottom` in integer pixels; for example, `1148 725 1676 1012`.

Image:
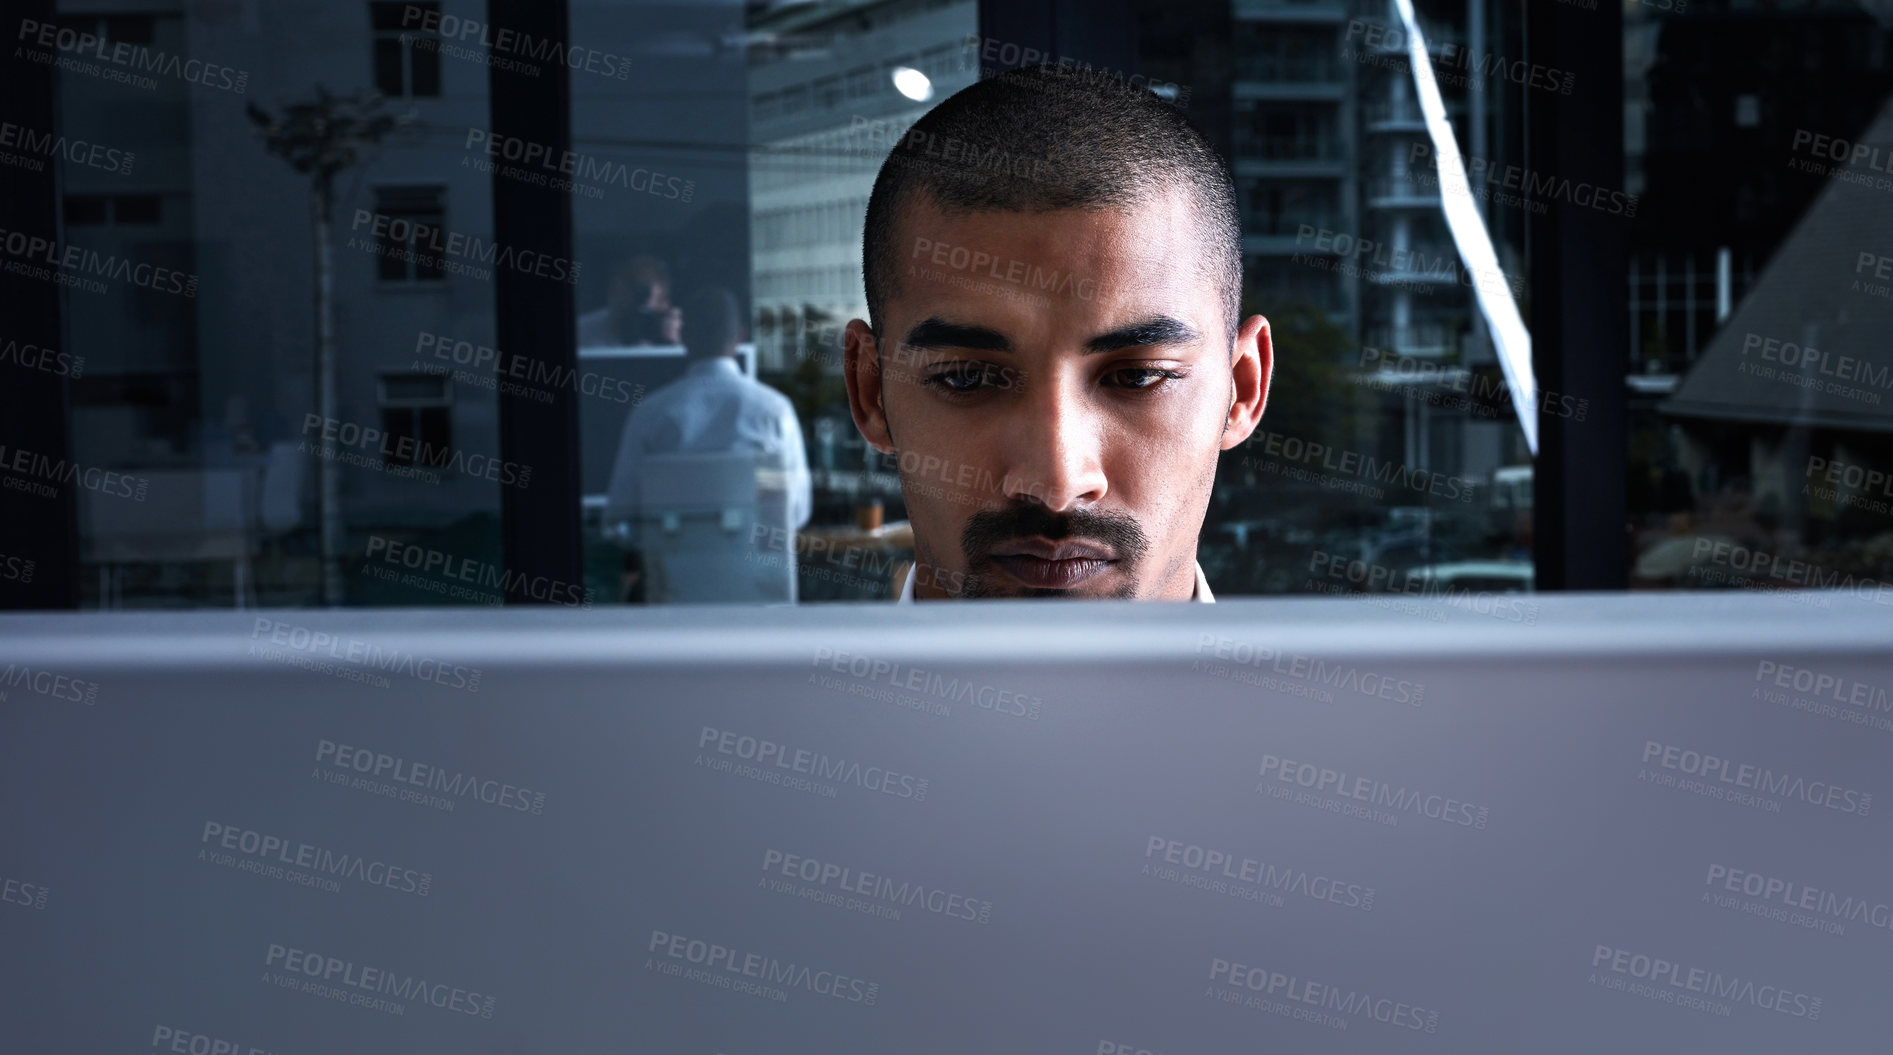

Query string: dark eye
922 362 1017 395
1106 367 1182 390
924 364 991 393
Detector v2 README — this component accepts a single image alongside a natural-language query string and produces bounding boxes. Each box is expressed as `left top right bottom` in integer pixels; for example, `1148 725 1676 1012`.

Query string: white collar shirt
897 561 1215 602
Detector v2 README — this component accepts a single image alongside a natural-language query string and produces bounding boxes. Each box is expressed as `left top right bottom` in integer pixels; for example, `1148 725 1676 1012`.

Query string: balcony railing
1362 101 1426 127
1232 134 1345 162
1364 325 1457 358
1366 174 1441 204
1234 0 1349 20
1234 54 1342 83
1368 248 1463 285
1362 25 1462 57
1246 214 1341 239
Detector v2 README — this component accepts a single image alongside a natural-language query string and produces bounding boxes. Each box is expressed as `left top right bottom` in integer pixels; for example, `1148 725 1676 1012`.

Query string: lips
986 539 1117 590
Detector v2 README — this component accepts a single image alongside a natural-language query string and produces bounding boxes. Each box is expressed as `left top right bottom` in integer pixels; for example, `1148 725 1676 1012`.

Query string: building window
919 44 956 79
112 195 162 225
370 1 441 98
377 373 452 467
63 194 163 226
814 75 842 109
63 196 109 226
369 185 447 283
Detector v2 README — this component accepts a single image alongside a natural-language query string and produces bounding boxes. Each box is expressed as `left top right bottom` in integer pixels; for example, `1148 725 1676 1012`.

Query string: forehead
887 188 1219 339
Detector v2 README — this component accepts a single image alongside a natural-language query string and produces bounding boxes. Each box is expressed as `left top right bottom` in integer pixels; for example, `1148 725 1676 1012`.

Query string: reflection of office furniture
577 343 756 499
795 520 913 601
258 441 308 538
79 443 309 608
616 451 795 605
1406 560 1534 594
80 469 253 607
5 594 1889 1051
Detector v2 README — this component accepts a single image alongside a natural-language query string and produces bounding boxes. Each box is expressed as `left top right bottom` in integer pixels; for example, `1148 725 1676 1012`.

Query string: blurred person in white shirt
605 286 812 603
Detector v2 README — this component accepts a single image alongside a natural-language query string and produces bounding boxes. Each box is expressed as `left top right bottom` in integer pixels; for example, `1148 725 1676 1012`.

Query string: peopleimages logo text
1260 753 1489 828
1591 945 1821 1019
1243 427 1474 502
648 929 880 1005
698 726 929 800
347 210 580 283
313 739 546 813
265 944 495 1018
301 414 530 488
1 876 48 910
1 663 99 704
149 1026 277 1055
0 227 196 295
811 647 1043 719
366 535 588 608
1757 660 1891 712
1210 956 1440 1032
0 338 83 378
1704 863 1893 935
15 17 249 93
1198 635 1426 705
464 129 692 201
1146 837 1375 910
414 331 639 404
1640 741 1871 815
201 821 431 895
253 618 482 691
401 5 633 79
0 121 133 174
0 443 148 500
1295 225 1525 296
760 848 994 923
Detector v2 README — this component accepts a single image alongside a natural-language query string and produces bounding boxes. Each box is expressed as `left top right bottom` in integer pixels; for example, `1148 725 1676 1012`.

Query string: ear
843 318 894 454
1219 313 1272 450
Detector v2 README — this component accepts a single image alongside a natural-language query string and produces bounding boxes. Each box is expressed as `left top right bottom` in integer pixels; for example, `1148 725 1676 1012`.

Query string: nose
999 368 1108 512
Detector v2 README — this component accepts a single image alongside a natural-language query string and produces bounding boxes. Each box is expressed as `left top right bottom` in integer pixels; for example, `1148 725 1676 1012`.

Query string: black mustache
961 505 1149 564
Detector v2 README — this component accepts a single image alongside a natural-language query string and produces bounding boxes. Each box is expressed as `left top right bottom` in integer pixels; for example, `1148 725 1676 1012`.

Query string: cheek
905 490 973 573
896 439 1001 500
1111 392 1221 472
896 451 991 550
1104 405 1221 531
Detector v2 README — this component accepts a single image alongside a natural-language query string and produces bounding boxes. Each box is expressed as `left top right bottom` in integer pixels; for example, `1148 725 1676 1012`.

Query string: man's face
843 188 1271 600
610 274 667 316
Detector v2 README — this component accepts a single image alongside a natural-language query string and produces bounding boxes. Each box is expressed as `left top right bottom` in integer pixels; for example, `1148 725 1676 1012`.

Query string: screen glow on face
862 197 1243 599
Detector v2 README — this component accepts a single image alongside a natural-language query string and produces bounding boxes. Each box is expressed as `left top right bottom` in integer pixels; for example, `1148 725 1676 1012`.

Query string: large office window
6 1 502 609
562 0 1535 606
9 0 1888 611
1624 1 1893 597
569 0 979 605
1153 0 1537 601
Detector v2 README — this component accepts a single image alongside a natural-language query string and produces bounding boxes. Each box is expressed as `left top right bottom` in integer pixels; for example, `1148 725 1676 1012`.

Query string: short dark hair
679 285 739 358
611 253 669 293
862 65 1242 347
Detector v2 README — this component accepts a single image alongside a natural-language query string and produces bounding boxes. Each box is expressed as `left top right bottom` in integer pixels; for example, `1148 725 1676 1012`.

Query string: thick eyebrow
1084 315 1202 354
898 314 1202 356
900 317 1012 353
